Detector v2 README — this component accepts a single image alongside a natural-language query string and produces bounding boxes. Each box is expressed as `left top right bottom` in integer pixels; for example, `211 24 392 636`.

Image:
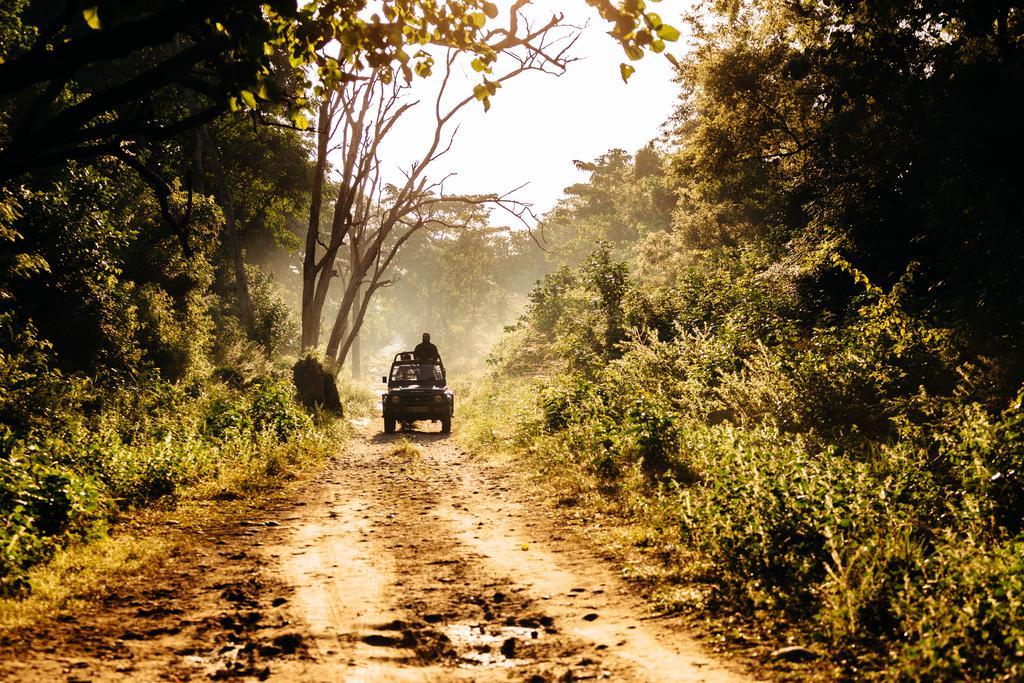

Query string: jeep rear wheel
384 413 397 434
440 415 451 434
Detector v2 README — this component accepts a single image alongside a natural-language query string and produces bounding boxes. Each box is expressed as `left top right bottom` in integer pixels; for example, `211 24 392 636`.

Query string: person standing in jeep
414 333 441 365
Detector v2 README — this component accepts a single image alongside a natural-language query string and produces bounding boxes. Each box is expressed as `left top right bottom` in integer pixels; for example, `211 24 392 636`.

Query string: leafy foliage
484 235 1024 676
476 5 1024 666
0 351 318 597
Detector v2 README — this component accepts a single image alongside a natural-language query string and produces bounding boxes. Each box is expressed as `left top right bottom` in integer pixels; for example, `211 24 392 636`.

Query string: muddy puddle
445 622 550 668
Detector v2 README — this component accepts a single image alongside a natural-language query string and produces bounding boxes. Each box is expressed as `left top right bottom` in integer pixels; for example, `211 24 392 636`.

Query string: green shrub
134 285 212 382
98 436 216 507
248 377 309 440
896 535 1024 681
0 367 327 597
946 391 1024 534
616 394 683 480
244 266 298 357
476 241 1024 678
539 379 588 433
0 315 74 439
204 396 253 437
0 451 104 596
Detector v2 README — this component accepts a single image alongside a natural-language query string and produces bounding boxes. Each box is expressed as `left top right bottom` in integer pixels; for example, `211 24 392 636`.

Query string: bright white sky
372 1 693 219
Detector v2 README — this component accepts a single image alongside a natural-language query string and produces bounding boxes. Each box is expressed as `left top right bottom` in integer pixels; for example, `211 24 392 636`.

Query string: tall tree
670 0 1024 383
300 3 579 362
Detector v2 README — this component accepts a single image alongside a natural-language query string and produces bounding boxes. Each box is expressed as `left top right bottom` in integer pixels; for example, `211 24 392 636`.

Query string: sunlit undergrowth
336 374 379 419
0 532 169 630
0 325 348 603
464 243 1024 681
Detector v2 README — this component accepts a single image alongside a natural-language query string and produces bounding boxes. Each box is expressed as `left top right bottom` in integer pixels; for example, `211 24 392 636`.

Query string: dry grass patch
388 438 423 459
0 533 170 631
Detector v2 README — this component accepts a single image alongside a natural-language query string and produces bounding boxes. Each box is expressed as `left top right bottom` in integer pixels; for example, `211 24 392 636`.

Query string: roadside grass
451 374 541 454
456 374 838 679
0 534 169 631
460 365 1024 681
186 416 349 501
337 375 378 418
0 403 350 632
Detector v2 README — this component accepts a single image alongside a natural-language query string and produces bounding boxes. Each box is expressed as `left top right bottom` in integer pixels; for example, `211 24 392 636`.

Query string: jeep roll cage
383 352 446 386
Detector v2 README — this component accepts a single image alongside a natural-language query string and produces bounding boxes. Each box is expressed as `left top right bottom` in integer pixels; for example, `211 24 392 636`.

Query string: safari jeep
382 352 454 434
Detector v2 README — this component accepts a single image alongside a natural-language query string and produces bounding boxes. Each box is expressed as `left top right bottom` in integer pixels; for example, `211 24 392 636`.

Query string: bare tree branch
300 4 580 363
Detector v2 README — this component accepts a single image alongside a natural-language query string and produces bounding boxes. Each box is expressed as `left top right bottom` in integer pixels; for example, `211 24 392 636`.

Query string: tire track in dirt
266 425 755 682
0 423 759 682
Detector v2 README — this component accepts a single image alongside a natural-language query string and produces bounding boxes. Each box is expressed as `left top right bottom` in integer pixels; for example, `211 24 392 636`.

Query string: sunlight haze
375 1 691 218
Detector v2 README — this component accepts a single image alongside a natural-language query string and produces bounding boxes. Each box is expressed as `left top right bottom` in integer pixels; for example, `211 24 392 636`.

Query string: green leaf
240 89 257 108
473 84 488 101
83 7 101 30
467 12 487 28
620 63 635 82
471 58 487 73
294 113 310 130
657 24 681 42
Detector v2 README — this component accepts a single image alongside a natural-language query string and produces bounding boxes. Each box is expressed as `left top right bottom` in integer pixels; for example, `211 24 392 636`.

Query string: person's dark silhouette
414 332 440 362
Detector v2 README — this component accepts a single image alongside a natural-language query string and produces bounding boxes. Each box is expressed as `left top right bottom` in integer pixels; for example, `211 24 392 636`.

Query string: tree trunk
347 230 363 376
300 98 332 350
334 281 377 372
325 230 363 362
325 275 358 361
350 312 362 378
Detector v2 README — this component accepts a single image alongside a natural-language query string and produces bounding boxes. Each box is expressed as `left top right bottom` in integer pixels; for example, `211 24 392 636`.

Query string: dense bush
0 342 322 597
0 2 334 609
478 238 1024 679
0 452 105 596
458 0 1024 677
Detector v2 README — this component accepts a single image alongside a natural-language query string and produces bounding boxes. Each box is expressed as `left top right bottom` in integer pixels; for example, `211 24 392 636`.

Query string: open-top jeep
382 352 454 434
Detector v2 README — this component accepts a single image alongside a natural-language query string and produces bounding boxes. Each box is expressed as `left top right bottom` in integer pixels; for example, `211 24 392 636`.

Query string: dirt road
0 424 755 682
